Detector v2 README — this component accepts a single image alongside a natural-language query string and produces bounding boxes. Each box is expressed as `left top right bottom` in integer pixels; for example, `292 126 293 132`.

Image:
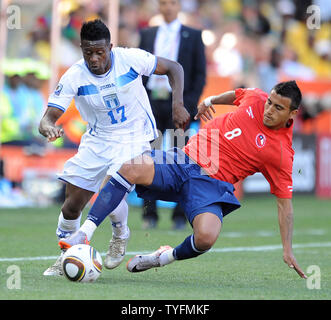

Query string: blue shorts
135 148 241 225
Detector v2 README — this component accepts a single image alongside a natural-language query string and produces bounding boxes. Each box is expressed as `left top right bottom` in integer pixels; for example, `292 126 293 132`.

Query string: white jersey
48 47 158 143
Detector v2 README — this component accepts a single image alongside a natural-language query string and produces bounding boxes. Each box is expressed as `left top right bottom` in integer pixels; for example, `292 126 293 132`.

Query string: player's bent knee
119 162 140 183
119 155 155 185
192 213 221 251
194 231 218 251
192 212 221 250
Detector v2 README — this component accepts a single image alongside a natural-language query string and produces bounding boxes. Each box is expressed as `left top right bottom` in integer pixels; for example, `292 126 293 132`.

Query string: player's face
81 39 112 75
159 0 180 23
263 90 298 130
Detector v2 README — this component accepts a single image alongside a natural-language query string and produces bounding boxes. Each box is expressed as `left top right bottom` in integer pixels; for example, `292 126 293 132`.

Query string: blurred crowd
1 0 331 207
1 0 331 148
1 58 49 146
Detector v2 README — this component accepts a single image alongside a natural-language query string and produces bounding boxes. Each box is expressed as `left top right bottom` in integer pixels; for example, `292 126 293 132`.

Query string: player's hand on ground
172 105 190 129
283 251 307 279
194 101 216 122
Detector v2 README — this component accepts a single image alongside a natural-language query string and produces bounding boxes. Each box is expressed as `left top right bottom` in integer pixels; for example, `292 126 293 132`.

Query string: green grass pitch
0 195 330 300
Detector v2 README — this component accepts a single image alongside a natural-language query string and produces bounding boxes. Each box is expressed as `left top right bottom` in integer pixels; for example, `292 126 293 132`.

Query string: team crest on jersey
255 133 266 148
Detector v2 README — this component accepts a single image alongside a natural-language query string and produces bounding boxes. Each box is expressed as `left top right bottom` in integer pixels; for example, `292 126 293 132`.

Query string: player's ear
289 108 298 119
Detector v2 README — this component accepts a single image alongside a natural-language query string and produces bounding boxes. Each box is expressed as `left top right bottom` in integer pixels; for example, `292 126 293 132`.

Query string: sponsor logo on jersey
100 83 115 91
255 133 266 148
246 106 254 119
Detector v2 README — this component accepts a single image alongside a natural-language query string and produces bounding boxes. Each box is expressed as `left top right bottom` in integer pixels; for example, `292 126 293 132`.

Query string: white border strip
1 242 331 262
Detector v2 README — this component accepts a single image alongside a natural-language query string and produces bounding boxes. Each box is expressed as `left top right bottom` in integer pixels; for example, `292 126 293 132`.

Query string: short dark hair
80 19 110 42
272 81 302 110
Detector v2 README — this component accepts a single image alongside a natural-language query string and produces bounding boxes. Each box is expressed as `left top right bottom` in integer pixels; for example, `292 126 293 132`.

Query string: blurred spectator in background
139 0 206 230
23 15 52 63
240 0 271 37
280 45 316 80
285 2 331 78
257 47 282 93
62 5 87 47
1 59 48 147
214 30 245 85
0 86 19 144
117 23 139 48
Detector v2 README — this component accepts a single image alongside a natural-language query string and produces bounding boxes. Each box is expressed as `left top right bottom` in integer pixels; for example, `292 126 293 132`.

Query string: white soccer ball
62 244 102 283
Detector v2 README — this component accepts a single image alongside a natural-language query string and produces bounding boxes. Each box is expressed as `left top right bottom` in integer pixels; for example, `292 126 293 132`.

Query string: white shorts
57 132 151 193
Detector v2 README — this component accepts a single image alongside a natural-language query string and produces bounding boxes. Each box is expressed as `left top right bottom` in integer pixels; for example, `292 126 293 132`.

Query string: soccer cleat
43 251 65 276
104 229 130 269
58 230 89 250
126 245 172 273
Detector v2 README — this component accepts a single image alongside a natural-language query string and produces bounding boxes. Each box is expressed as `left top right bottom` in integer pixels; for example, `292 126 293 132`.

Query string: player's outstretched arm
39 107 65 142
277 197 307 279
194 90 236 121
153 56 190 129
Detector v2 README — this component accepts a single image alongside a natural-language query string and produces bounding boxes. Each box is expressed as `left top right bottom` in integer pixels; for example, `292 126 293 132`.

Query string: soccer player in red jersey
184 86 295 199
61 81 307 279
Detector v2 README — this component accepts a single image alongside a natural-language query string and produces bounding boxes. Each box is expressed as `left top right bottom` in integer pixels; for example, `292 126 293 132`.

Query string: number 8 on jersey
224 128 242 140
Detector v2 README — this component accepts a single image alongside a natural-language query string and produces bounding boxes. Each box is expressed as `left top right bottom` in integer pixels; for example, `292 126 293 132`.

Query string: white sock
159 248 175 266
108 198 129 239
56 212 81 240
80 220 97 241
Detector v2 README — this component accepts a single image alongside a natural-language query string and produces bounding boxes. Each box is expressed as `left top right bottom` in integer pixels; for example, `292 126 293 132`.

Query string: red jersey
184 88 294 198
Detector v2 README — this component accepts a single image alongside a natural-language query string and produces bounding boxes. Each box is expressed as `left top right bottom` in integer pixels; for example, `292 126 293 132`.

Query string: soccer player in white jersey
39 19 190 276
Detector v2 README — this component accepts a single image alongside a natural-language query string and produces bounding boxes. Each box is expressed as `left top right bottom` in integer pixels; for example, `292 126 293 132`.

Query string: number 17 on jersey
103 93 127 124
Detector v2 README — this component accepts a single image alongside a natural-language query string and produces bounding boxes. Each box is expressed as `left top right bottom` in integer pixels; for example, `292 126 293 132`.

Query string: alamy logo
306 5 321 30
6 5 21 30
6 265 21 289
306 265 321 289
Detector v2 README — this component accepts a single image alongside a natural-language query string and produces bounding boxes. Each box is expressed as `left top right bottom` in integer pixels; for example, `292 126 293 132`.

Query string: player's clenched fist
39 124 64 142
39 106 65 142
172 105 190 129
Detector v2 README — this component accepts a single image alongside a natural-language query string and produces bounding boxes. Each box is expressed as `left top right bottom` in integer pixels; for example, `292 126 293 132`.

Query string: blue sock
87 172 133 226
173 234 208 260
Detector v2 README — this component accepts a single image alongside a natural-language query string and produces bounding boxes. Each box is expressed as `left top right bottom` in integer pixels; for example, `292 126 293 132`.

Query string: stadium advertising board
316 135 331 198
